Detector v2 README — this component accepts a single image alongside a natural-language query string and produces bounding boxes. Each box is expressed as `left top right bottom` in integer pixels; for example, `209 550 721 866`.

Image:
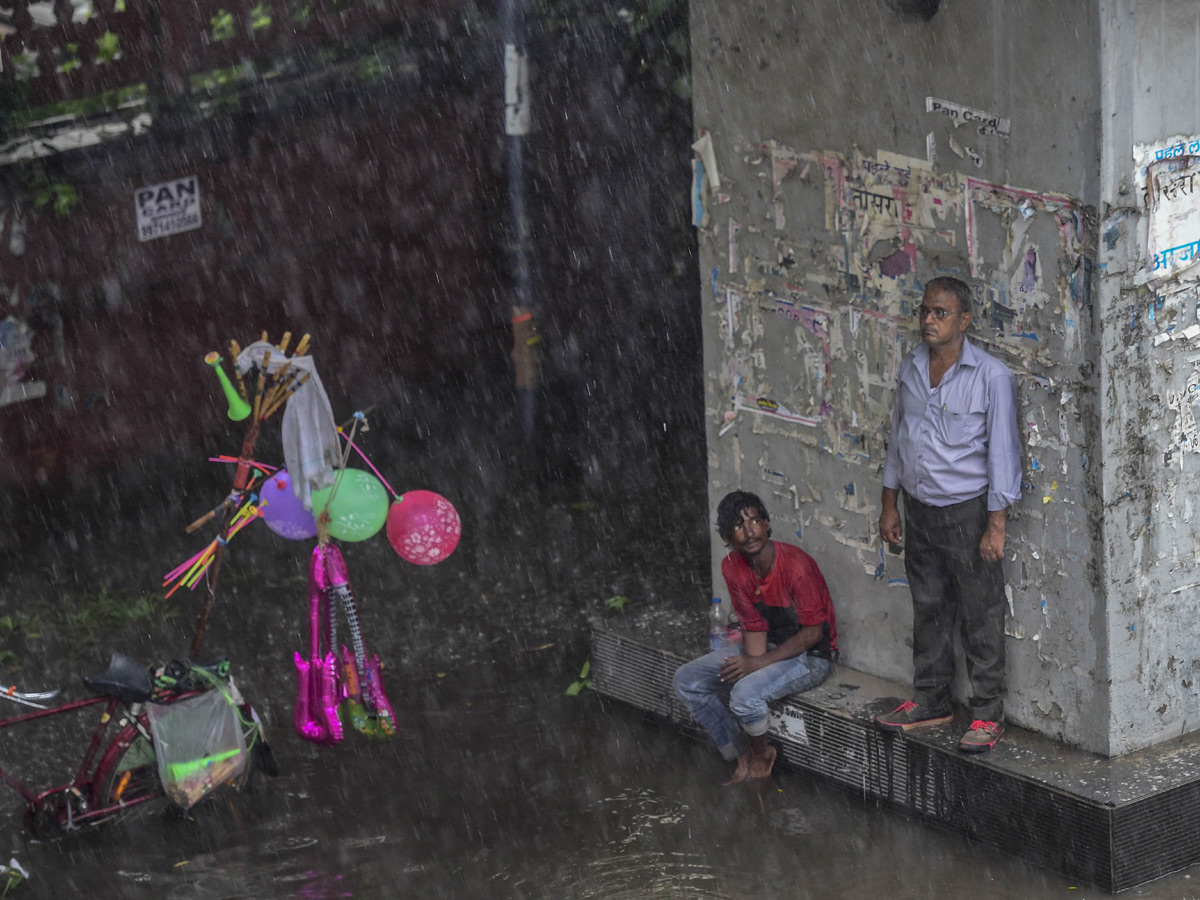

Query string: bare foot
722 749 753 786
749 744 776 779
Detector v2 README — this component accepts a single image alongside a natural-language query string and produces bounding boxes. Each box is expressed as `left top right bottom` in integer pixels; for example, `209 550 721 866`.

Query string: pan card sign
134 175 201 242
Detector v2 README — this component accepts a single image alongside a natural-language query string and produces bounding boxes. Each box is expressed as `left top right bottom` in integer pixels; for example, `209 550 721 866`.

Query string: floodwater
12 626 1200 900
3 378 1200 900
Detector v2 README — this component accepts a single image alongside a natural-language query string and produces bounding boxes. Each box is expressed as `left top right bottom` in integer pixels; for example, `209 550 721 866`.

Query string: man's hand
719 654 765 683
980 511 1006 563
879 488 902 545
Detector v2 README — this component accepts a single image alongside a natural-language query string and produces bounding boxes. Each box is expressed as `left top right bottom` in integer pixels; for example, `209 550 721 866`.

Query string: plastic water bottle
727 607 743 647
709 597 729 652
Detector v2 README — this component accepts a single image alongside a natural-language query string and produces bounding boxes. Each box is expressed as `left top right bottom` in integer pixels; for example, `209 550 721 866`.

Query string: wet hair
716 491 770 543
925 276 972 315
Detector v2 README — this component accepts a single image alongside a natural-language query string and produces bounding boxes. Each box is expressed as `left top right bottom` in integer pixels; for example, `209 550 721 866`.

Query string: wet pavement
3 384 1200 899
12 628 1200 900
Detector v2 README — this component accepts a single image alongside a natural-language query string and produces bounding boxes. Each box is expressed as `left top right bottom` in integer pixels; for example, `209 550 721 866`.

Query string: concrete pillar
1098 0 1200 755
688 0 1148 752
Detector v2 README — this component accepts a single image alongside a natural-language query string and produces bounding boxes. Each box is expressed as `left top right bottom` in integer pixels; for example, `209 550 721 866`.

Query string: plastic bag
146 679 247 809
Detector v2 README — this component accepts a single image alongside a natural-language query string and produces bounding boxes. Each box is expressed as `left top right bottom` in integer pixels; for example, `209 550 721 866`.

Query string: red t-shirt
722 541 838 659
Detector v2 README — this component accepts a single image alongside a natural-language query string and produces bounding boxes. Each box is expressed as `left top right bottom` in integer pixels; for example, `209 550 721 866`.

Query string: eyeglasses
916 305 960 321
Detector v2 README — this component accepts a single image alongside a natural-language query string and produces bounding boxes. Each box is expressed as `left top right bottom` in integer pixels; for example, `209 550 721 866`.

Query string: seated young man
673 490 838 782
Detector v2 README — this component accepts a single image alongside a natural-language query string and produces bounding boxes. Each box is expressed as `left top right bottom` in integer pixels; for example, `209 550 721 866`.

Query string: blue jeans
672 648 831 760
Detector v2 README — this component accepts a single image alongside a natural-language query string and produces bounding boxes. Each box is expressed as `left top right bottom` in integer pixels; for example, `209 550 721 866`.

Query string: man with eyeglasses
875 276 1021 752
673 490 838 783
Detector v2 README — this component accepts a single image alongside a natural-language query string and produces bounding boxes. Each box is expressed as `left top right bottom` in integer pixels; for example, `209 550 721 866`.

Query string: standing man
875 276 1021 753
674 491 837 782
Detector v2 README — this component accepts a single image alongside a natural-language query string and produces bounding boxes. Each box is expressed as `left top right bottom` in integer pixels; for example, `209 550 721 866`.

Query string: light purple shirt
882 337 1021 511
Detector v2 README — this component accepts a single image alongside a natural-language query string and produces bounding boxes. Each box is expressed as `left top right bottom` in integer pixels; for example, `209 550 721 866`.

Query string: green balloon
311 468 389 542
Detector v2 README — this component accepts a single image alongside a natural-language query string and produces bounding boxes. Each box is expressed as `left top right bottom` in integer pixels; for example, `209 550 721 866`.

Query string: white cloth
236 341 339 510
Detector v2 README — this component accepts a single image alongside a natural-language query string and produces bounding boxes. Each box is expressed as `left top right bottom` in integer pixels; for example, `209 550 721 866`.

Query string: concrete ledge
590 612 1200 892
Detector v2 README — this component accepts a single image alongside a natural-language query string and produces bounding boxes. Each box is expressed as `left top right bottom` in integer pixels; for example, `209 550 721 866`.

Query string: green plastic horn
205 352 252 421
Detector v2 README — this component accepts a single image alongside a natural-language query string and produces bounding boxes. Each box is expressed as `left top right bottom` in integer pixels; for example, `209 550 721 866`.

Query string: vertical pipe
502 0 540 448
501 0 533 310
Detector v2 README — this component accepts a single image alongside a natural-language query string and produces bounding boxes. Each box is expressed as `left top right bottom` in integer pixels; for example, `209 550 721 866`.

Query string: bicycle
0 652 276 839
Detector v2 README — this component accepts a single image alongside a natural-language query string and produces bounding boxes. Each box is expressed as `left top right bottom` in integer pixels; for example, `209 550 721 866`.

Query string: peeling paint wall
690 1 1109 750
1100 0 1200 755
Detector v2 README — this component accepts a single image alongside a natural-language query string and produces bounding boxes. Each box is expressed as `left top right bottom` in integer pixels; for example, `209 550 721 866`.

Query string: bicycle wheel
91 722 162 815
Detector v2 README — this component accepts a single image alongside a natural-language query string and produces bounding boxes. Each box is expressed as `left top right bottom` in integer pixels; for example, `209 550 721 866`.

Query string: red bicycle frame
0 694 157 831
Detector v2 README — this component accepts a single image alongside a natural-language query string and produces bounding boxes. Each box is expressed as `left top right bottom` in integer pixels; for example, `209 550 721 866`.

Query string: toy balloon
385 490 461 565
260 469 318 540
310 468 389 542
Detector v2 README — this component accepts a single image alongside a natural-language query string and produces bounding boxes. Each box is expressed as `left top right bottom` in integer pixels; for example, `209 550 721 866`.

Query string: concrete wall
1099 0 1200 755
690 0 1109 750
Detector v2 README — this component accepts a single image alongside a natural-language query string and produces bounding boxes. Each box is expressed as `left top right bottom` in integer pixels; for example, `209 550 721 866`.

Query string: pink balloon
385 491 461 565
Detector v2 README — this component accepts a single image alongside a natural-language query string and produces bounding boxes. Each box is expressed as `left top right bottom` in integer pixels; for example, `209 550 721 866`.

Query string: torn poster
925 96 1011 138
725 288 741 346
733 393 821 427
692 159 707 227
0 315 45 408
1144 149 1200 279
691 131 721 192
771 143 799 230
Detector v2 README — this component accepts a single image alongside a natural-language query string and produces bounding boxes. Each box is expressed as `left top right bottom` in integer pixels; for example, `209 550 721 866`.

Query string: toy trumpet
204 352 252 422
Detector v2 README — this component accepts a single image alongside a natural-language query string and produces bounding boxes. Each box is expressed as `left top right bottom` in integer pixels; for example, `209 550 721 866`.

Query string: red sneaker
875 700 953 732
958 718 1005 753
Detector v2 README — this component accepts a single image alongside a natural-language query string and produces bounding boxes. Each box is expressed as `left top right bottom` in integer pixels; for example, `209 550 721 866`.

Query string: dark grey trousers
902 491 1006 722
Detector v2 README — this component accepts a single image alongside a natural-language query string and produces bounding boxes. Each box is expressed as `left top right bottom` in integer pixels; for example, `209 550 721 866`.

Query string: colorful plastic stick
167 748 243 781
207 456 277 473
165 500 260 598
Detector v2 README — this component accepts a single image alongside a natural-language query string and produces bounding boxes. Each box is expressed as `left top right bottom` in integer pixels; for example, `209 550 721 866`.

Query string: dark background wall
0 2 706 572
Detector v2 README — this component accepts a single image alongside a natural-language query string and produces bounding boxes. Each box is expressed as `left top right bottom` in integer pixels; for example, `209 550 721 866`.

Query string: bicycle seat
83 652 152 705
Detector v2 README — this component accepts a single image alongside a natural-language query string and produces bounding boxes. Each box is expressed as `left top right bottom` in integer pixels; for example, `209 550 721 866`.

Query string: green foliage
531 0 691 111
623 0 679 35
191 65 244 94
0 615 41 640
605 594 630 612
27 168 80 218
289 0 313 24
356 54 385 82
565 659 594 695
1 866 25 898
56 43 82 74
94 30 120 65
0 613 42 673
5 84 146 133
250 3 272 31
56 582 179 655
10 51 39 82
210 9 236 42
620 0 691 104
34 181 79 218
0 79 32 136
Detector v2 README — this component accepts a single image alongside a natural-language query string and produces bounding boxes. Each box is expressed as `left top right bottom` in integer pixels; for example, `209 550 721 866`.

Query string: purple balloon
260 469 318 540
